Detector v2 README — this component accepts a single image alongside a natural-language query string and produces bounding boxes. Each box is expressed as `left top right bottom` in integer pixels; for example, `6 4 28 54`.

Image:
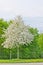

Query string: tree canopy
2 16 34 49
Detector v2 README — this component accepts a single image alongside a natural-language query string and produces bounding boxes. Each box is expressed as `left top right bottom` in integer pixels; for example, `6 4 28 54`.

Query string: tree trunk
17 45 19 59
9 49 12 59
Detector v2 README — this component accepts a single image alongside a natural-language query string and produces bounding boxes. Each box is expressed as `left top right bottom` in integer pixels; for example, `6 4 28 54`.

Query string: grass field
0 59 43 63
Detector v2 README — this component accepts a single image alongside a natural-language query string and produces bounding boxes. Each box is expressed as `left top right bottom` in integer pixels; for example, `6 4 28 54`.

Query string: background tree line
0 17 43 59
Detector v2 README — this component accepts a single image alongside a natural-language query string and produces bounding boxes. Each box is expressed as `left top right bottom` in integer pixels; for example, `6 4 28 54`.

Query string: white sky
0 0 43 17
0 0 43 33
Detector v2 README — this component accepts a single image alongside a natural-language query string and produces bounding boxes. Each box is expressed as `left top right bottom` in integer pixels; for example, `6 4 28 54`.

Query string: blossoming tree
2 16 34 59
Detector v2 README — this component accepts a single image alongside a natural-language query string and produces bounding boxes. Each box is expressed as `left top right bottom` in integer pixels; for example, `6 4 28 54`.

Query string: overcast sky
0 0 43 33
0 0 43 17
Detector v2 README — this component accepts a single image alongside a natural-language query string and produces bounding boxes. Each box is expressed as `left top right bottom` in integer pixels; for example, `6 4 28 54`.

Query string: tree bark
17 45 19 59
9 49 12 60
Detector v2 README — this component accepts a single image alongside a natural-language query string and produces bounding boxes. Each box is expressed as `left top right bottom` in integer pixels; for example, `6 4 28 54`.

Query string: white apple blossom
2 16 34 49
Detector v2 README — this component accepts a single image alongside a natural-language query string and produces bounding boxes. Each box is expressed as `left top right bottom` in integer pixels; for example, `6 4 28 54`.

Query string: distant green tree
28 28 41 58
0 19 9 59
38 33 43 50
0 19 8 44
19 27 41 59
38 33 43 58
29 27 38 35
